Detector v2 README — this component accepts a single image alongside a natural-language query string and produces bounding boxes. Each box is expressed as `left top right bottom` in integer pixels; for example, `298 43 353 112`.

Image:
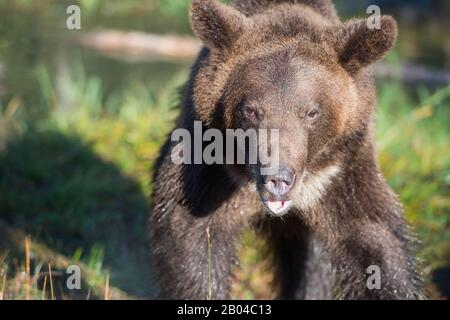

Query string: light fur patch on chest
293 163 342 211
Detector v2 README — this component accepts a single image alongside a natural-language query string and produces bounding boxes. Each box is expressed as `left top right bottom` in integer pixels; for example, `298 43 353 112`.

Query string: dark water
0 1 190 121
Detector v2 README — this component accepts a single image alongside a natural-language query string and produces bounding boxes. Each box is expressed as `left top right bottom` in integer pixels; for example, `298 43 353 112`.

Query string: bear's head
189 0 397 216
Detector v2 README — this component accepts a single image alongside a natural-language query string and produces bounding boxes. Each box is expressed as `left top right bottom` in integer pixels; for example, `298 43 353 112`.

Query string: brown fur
150 0 423 299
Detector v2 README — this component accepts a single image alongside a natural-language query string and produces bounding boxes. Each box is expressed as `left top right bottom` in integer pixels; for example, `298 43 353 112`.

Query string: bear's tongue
265 200 293 215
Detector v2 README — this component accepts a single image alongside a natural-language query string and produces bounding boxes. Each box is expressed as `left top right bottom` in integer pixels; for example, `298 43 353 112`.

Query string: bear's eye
307 110 319 120
243 105 258 120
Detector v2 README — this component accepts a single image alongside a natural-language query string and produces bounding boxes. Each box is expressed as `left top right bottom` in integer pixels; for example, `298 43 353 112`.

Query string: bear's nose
263 165 295 198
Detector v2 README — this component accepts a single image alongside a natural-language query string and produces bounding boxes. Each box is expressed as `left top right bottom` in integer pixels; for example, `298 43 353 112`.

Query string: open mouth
263 200 293 216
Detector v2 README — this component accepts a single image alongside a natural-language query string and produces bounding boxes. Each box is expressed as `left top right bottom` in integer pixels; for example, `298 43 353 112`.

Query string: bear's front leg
294 162 424 299
321 217 422 300
150 202 245 300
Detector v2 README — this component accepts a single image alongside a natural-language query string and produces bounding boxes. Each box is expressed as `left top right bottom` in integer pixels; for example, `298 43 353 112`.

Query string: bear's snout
262 164 296 199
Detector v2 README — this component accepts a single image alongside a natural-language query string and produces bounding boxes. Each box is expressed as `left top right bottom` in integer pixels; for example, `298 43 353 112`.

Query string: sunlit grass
376 82 450 279
0 227 127 300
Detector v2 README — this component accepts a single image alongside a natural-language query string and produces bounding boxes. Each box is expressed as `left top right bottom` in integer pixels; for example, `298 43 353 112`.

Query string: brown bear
150 0 423 299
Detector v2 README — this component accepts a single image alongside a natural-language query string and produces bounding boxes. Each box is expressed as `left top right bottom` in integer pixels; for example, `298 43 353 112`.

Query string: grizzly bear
150 0 423 299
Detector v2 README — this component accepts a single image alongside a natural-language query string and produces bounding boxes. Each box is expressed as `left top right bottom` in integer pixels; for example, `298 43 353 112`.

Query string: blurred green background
0 0 448 299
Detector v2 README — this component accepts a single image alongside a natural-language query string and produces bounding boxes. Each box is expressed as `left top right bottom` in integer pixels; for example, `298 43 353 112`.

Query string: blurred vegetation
0 0 449 299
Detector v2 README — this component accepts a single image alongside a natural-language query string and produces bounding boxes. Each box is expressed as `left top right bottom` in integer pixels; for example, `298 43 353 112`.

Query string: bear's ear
334 16 398 75
190 0 248 50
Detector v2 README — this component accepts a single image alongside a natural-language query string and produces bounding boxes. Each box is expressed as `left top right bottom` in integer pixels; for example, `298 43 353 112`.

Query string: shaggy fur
149 0 423 299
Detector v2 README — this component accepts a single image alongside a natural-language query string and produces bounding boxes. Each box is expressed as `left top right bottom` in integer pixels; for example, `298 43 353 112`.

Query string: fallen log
78 30 201 63
374 62 450 86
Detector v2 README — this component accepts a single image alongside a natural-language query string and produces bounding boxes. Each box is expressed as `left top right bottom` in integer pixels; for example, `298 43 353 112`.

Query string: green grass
0 61 449 299
0 63 185 299
376 83 450 270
